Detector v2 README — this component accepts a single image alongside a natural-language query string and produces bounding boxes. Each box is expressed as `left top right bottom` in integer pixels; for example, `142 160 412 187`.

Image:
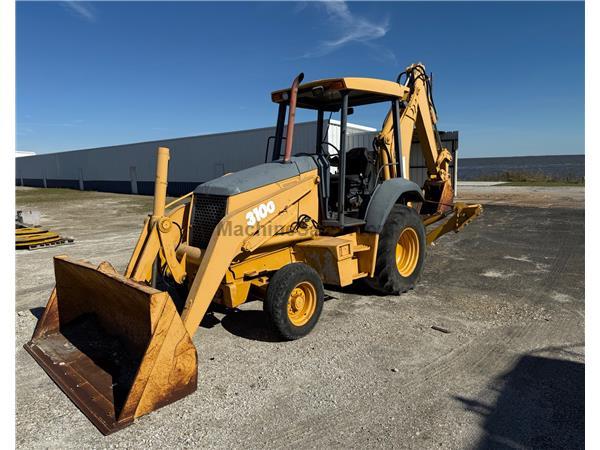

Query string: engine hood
194 156 318 197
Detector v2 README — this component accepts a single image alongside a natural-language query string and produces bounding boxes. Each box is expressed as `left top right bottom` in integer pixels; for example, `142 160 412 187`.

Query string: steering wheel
320 141 340 167
320 141 339 155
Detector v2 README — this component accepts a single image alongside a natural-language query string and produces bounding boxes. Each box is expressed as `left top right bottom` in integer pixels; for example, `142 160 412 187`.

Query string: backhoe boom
374 63 481 241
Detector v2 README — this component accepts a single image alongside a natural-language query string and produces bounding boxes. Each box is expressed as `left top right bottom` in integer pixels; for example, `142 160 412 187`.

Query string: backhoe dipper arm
375 63 482 243
375 63 451 184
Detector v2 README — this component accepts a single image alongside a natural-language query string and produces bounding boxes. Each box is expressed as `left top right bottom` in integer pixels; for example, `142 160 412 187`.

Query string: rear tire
264 263 324 340
365 205 426 295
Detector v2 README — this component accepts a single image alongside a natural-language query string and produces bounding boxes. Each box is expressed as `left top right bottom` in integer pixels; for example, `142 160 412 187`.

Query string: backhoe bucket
24 256 197 434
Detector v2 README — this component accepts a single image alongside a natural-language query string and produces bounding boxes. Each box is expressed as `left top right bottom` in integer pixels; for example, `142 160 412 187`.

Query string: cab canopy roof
271 77 409 111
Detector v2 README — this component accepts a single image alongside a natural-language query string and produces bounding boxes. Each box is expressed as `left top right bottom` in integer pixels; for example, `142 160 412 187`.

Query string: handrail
375 162 401 181
165 191 194 210
264 135 287 163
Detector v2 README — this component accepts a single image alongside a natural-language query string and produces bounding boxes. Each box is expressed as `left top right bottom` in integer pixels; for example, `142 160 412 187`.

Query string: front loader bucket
24 256 197 434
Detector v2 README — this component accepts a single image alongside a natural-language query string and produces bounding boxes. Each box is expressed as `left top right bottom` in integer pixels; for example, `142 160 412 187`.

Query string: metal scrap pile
16 210 74 250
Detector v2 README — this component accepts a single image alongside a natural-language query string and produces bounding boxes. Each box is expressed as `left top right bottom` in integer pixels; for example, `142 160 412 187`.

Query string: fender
363 178 424 233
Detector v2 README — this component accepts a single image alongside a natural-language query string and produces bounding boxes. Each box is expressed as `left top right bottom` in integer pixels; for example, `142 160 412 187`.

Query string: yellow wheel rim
395 227 420 277
287 281 317 327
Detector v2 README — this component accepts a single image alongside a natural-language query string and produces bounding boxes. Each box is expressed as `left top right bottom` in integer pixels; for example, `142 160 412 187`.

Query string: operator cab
269 77 409 228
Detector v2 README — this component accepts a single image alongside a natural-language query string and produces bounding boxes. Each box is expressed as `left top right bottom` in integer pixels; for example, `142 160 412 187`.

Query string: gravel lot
16 185 584 449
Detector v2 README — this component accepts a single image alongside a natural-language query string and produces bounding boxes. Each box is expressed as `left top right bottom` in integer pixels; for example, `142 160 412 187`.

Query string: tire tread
265 263 324 340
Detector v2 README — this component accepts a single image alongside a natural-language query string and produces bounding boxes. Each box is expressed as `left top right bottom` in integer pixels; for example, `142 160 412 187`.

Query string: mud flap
24 256 197 435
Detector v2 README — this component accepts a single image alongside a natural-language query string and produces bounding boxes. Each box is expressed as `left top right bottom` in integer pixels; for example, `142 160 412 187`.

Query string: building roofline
20 120 379 157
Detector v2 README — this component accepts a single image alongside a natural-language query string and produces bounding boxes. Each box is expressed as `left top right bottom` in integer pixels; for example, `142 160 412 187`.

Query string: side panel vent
189 194 228 249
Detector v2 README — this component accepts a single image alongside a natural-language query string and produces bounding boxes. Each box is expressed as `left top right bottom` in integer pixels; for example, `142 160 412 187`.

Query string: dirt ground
15 185 584 449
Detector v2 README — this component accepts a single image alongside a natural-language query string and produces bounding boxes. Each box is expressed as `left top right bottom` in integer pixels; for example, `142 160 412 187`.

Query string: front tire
365 205 426 294
264 263 324 340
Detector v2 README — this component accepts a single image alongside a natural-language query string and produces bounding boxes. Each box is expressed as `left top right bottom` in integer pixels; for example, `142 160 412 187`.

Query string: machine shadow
209 296 337 342
219 309 283 343
325 280 385 297
454 353 584 449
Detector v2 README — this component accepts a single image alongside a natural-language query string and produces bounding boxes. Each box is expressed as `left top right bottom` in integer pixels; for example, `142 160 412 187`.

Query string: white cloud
62 1 96 22
297 1 394 62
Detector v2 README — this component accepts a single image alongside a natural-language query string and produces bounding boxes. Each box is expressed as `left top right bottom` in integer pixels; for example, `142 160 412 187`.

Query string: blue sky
17 1 584 157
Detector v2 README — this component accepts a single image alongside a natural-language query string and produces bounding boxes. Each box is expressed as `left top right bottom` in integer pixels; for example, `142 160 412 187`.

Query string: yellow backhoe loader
25 63 482 434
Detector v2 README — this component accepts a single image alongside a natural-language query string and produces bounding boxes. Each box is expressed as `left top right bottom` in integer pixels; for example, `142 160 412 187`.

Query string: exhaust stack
283 72 304 162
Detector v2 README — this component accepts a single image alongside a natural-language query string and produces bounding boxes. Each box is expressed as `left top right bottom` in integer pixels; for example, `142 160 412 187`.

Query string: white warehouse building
15 121 457 197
